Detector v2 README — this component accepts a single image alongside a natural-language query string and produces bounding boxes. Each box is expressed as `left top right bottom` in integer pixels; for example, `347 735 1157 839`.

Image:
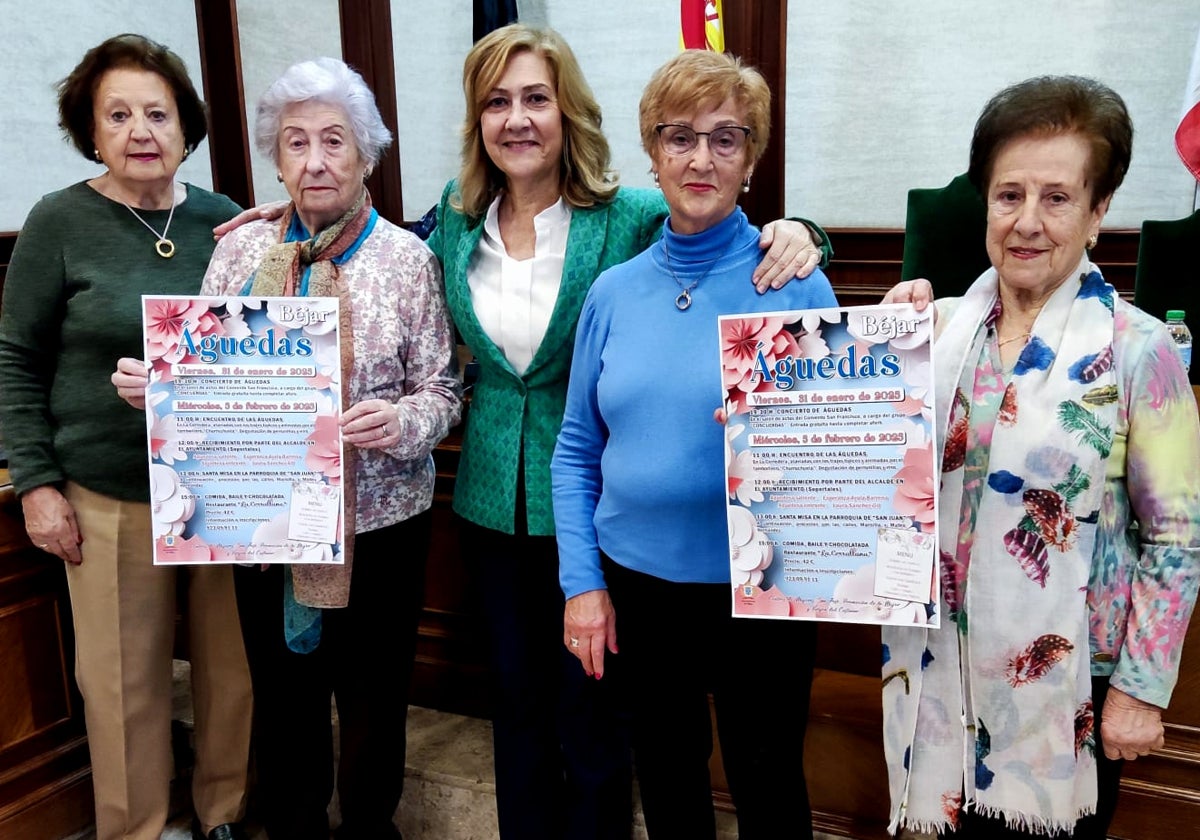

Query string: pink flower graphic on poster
725 421 780 505
149 412 183 463
728 505 772 586
150 464 196 538
722 315 803 415
149 355 176 384
885 353 933 421
796 309 841 348
224 298 263 316
249 513 334 563
144 298 223 362
892 440 935 532
305 331 340 391
222 310 252 340
221 298 262 340
149 408 206 466
306 414 342 482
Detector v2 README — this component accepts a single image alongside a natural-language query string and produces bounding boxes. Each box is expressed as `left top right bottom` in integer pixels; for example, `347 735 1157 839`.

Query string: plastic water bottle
1165 310 1192 372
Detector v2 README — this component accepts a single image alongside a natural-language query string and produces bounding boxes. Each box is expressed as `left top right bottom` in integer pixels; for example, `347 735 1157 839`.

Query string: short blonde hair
454 24 617 220
639 51 770 168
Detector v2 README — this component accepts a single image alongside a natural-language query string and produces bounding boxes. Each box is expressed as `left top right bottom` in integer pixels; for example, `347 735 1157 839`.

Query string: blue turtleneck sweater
553 207 838 598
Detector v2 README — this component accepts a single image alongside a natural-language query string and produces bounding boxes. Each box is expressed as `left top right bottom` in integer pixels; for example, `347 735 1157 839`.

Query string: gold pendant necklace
121 191 177 258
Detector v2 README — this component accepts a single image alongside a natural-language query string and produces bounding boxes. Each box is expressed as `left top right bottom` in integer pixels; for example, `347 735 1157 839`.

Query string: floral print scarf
882 258 1117 835
249 189 373 651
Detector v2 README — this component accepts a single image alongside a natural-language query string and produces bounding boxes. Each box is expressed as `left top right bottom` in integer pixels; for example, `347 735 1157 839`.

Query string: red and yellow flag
1178 29 1200 188
680 0 725 52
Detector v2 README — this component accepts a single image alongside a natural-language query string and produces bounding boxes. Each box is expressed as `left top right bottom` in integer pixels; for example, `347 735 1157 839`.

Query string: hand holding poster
720 304 938 626
142 295 344 565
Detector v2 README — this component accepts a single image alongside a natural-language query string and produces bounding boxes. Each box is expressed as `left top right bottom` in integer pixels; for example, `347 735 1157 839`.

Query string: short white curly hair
255 56 393 168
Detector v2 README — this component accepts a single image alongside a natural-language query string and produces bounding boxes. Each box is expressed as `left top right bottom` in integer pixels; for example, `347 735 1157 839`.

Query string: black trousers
603 557 818 840
939 677 1124 840
460 517 632 840
234 512 431 840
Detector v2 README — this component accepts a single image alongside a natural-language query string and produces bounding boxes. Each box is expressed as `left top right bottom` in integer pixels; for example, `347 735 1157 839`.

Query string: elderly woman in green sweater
0 35 250 840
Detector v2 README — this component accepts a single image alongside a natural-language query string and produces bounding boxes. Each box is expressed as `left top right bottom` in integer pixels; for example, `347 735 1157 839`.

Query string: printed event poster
719 304 939 626
141 295 344 566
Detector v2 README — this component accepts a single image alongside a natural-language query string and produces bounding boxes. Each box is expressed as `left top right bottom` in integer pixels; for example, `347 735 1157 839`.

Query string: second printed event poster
720 304 938 627
142 295 344 566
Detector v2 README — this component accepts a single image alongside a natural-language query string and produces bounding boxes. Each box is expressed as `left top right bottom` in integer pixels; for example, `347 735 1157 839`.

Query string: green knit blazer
429 183 666 535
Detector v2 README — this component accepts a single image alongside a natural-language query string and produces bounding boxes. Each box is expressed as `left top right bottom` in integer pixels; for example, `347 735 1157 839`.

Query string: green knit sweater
0 181 240 501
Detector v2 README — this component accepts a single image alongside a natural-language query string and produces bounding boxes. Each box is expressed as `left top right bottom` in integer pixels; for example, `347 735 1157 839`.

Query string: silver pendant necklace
661 228 739 311
121 191 178 258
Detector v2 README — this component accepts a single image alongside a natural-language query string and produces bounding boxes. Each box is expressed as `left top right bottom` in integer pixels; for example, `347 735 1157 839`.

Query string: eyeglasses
655 123 751 158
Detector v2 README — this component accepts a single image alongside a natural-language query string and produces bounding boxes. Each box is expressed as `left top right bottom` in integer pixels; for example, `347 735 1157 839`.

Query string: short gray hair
255 57 393 167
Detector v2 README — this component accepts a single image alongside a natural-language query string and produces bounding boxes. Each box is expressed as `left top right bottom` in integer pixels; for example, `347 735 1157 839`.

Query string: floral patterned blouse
202 218 461 534
943 295 1200 707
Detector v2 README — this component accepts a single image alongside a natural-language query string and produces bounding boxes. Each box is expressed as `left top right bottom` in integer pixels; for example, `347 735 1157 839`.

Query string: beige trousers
64 482 252 840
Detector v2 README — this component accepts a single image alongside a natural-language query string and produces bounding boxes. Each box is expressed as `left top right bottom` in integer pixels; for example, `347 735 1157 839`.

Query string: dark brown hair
57 33 208 161
968 75 1132 209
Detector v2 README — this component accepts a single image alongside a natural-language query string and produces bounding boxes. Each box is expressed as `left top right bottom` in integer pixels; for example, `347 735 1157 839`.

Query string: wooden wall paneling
194 0 254 210
413 434 491 719
722 0 787 226
195 2 405 220
339 0 405 224
0 481 92 840
823 229 1140 306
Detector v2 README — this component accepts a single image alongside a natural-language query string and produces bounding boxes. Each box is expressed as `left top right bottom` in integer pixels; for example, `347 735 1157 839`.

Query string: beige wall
1 2 213 229
783 0 1200 227
390 0 473 219
3 2 1195 230
237 0 343 209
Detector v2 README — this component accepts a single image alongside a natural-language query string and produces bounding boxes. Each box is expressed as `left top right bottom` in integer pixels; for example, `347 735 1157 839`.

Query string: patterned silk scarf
883 258 1118 835
249 189 374 651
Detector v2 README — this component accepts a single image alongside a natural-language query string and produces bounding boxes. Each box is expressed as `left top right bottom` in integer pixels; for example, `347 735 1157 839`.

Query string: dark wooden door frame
194 2 783 226
194 0 406 223
724 0 787 226
194 0 254 210
339 0 405 224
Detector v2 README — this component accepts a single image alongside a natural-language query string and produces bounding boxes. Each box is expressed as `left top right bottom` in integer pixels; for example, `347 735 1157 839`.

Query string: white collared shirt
468 194 571 376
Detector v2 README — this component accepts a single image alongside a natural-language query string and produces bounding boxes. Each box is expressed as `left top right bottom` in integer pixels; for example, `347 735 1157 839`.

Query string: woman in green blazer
427 24 829 840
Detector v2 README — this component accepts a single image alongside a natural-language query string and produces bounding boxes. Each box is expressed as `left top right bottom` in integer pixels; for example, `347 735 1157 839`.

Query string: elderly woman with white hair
114 56 460 840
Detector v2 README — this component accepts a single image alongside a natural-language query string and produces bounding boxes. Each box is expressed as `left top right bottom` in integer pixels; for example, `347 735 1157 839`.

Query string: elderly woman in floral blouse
883 75 1200 840
115 57 459 840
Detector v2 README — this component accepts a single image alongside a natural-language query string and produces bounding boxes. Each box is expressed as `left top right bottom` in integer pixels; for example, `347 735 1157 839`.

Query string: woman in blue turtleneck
552 51 837 840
